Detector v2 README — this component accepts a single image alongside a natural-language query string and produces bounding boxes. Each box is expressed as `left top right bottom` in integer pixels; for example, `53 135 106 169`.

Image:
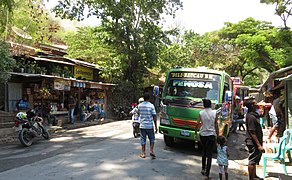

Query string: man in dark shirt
68 95 76 124
244 97 265 180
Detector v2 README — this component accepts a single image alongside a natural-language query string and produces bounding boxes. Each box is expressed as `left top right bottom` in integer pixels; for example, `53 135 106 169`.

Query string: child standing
217 136 229 180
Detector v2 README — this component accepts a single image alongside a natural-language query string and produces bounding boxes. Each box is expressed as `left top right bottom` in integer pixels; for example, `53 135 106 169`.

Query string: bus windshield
164 73 221 103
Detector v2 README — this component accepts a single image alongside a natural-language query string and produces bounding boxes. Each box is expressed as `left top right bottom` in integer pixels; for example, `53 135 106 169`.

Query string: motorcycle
132 122 140 138
14 109 50 147
130 105 140 138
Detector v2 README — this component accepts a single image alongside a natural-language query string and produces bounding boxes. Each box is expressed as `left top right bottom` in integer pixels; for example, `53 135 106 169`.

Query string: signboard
54 79 71 91
74 66 93 80
170 72 214 80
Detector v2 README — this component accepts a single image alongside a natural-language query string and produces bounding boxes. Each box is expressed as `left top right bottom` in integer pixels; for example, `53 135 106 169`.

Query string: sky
46 0 287 34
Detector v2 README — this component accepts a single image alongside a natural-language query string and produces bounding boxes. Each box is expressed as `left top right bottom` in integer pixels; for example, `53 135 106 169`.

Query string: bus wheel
164 135 174 147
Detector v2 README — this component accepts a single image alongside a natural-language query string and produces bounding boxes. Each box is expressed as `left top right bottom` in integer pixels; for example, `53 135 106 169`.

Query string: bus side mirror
225 91 232 102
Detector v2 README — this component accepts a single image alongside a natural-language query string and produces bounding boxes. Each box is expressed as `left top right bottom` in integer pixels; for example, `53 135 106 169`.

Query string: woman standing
198 98 219 179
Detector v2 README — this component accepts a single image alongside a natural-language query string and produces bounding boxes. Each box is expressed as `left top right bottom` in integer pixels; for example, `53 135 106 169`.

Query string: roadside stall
261 66 292 130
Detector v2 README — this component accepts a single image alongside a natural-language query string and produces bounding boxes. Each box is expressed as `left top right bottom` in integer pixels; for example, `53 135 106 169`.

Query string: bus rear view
159 67 233 147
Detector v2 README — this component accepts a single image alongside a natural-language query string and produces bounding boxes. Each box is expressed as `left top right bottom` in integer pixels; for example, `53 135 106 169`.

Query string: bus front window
165 75 221 103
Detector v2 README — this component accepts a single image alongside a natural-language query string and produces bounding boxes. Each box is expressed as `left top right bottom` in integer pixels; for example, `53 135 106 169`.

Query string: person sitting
99 104 105 125
88 101 100 121
231 96 245 133
43 103 57 126
16 96 30 112
80 101 89 122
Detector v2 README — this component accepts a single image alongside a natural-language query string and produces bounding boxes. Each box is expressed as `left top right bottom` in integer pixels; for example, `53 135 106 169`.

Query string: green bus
159 67 234 147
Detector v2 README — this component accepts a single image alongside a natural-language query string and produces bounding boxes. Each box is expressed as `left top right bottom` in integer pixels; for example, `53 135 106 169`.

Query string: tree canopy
54 0 182 84
261 0 292 29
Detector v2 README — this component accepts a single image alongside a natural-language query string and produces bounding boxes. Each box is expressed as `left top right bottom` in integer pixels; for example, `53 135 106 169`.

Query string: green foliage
260 0 292 29
0 40 17 82
2 0 63 47
216 18 285 84
0 0 15 38
54 0 182 100
157 18 289 86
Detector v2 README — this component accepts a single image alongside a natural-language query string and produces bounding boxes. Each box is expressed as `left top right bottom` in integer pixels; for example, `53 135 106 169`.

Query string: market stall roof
29 55 101 70
278 74 292 81
260 65 292 92
38 44 67 56
29 56 75 66
10 72 115 87
65 57 101 70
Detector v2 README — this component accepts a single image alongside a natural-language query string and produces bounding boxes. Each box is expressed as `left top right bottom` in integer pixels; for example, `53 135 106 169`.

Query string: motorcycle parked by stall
14 109 50 147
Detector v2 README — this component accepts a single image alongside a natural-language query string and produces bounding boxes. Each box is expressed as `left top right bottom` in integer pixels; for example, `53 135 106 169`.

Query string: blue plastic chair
263 135 288 177
273 129 292 162
284 129 292 162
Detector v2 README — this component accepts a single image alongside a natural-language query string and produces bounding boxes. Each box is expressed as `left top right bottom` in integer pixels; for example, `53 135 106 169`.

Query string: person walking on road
68 95 76 124
198 98 219 179
244 97 265 180
137 92 157 159
217 136 229 180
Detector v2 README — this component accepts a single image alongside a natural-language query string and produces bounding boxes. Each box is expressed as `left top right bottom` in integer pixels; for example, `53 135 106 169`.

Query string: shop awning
260 65 292 92
10 72 115 89
10 72 43 77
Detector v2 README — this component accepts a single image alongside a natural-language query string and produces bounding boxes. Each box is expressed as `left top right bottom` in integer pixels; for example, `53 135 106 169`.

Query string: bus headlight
160 115 170 125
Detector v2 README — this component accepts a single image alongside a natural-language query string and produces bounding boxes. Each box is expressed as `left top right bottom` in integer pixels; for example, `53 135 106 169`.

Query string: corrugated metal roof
10 72 115 86
260 65 292 92
65 57 101 70
30 56 75 66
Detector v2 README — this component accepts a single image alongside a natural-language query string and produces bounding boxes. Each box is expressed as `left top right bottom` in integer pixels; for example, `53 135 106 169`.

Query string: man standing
244 97 265 180
137 92 157 158
68 95 76 124
267 93 284 142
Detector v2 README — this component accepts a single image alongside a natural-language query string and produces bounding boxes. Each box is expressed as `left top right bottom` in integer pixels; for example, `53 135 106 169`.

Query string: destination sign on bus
170 72 214 80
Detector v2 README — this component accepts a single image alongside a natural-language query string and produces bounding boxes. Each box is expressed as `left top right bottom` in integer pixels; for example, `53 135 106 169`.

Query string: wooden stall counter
51 111 68 126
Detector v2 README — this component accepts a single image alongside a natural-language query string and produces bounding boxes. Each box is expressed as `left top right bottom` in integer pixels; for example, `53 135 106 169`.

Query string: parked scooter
14 109 50 147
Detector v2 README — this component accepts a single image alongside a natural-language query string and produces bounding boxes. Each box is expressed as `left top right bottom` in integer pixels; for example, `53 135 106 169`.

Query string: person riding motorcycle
130 97 144 137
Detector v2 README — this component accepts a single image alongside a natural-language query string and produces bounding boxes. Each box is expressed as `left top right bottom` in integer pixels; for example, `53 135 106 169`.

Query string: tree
64 26 123 82
159 18 286 86
53 1 182 82
10 0 62 44
0 40 16 82
0 0 15 39
261 0 292 29
215 18 286 85
53 0 182 103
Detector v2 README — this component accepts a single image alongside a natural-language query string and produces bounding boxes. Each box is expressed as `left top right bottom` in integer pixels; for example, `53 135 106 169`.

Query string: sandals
140 153 156 159
150 153 156 158
254 176 264 180
201 169 206 176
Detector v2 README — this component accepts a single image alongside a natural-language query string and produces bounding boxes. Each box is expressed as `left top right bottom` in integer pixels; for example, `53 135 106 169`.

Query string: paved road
0 120 250 180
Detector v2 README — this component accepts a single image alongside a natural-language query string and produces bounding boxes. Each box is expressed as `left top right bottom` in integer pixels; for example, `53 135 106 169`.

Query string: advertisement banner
54 79 71 91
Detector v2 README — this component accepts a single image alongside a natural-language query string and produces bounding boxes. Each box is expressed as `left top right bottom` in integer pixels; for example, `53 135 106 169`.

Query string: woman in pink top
198 98 219 179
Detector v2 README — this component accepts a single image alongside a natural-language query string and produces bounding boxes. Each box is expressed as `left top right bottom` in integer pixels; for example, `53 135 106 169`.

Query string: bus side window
222 84 229 102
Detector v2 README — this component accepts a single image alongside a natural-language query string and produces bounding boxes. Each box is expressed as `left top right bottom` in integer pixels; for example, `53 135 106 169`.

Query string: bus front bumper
159 125 199 141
